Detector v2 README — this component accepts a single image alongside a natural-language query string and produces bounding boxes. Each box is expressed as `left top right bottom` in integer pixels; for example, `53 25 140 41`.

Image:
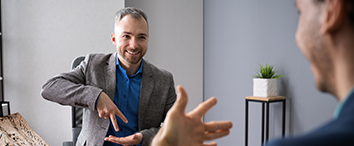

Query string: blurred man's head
295 0 354 99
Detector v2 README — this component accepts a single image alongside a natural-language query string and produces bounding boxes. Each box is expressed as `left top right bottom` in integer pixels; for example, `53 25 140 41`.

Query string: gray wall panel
204 0 337 146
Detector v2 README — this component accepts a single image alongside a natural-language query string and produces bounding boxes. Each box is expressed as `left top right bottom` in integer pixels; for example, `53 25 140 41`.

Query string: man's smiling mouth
127 50 139 55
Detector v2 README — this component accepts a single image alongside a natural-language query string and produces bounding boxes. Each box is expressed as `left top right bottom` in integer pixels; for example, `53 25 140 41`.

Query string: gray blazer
41 53 176 146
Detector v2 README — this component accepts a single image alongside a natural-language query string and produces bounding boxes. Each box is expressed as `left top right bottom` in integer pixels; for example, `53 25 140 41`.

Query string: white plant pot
253 78 277 97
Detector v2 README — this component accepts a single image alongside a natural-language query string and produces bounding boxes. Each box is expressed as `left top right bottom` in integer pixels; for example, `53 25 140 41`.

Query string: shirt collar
116 55 143 76
333 86 354 119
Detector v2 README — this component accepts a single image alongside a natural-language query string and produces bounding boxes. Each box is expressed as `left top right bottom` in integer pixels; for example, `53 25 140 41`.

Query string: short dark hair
114 7 148 27
314 0 354 27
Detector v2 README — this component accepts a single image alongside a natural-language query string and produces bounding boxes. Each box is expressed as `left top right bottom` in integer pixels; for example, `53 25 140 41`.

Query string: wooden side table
245 96 286 146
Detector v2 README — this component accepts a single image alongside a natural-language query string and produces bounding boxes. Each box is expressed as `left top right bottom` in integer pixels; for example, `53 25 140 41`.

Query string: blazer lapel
138 59 154 128
104 53 117 101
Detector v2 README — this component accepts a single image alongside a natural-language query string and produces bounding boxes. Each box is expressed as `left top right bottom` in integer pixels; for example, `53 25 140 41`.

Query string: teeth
127 51 139 55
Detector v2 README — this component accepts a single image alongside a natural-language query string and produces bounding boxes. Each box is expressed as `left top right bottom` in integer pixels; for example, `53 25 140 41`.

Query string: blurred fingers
203 142 217 146
189 97 217 118
205 121 233 132
204 129 230 141
172 85 188 114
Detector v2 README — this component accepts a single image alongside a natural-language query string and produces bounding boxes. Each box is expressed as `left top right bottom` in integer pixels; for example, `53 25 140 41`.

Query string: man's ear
321 0 346 34
111 33 116 46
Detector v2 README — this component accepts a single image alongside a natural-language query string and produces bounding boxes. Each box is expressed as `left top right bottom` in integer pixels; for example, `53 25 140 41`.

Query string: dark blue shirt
104 56 143 146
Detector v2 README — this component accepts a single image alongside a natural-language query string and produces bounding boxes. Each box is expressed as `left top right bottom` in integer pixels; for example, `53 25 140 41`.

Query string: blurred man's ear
321 0 346 34
111 33 117 46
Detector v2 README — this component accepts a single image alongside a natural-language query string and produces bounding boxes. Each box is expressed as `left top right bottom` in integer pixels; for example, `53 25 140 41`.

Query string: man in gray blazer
41 7 176 146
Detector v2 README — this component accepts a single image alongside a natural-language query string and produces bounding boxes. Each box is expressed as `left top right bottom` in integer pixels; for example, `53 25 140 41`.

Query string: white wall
125 0 204 112
3 0 203 145
3 0 124 145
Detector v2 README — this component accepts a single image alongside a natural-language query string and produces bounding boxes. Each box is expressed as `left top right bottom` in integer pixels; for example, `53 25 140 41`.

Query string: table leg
266 102 270 142
245 100 248 146
282 100 286 137
262 102 265 144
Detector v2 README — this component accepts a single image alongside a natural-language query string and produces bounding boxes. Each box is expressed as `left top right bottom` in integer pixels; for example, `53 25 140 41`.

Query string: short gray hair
114 7 148 28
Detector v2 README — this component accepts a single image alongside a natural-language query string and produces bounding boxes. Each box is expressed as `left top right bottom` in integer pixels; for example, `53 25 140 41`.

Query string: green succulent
254 64 283 79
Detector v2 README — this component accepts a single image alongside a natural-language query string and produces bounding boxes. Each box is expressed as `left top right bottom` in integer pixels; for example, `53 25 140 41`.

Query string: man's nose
129 38 138 49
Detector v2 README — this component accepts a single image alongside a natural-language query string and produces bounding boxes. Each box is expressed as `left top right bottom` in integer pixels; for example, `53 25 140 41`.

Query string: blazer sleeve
140 72 177 146
41 54 103 111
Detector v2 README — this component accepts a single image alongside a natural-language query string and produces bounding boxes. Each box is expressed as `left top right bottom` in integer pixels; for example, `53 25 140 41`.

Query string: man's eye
139 36 146 40
123 35 130 38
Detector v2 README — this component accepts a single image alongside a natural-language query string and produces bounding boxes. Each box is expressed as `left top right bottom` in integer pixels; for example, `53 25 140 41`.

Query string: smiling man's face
112 15 149 67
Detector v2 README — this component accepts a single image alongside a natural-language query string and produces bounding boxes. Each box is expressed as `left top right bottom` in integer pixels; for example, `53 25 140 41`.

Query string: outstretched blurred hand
151 85 233 146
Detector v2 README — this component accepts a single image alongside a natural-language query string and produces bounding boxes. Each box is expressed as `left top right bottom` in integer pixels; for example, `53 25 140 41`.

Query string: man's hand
104 133 143 146
96 92 128 131
151 85 233 146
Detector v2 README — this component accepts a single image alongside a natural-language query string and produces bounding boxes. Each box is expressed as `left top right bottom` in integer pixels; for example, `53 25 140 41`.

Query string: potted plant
253 64 282 97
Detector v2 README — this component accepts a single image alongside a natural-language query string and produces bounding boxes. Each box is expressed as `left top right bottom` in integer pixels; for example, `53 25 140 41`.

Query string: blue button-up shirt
104 56 143 146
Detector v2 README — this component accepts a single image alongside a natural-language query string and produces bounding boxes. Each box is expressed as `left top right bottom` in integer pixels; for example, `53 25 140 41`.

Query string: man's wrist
151 134 172 146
